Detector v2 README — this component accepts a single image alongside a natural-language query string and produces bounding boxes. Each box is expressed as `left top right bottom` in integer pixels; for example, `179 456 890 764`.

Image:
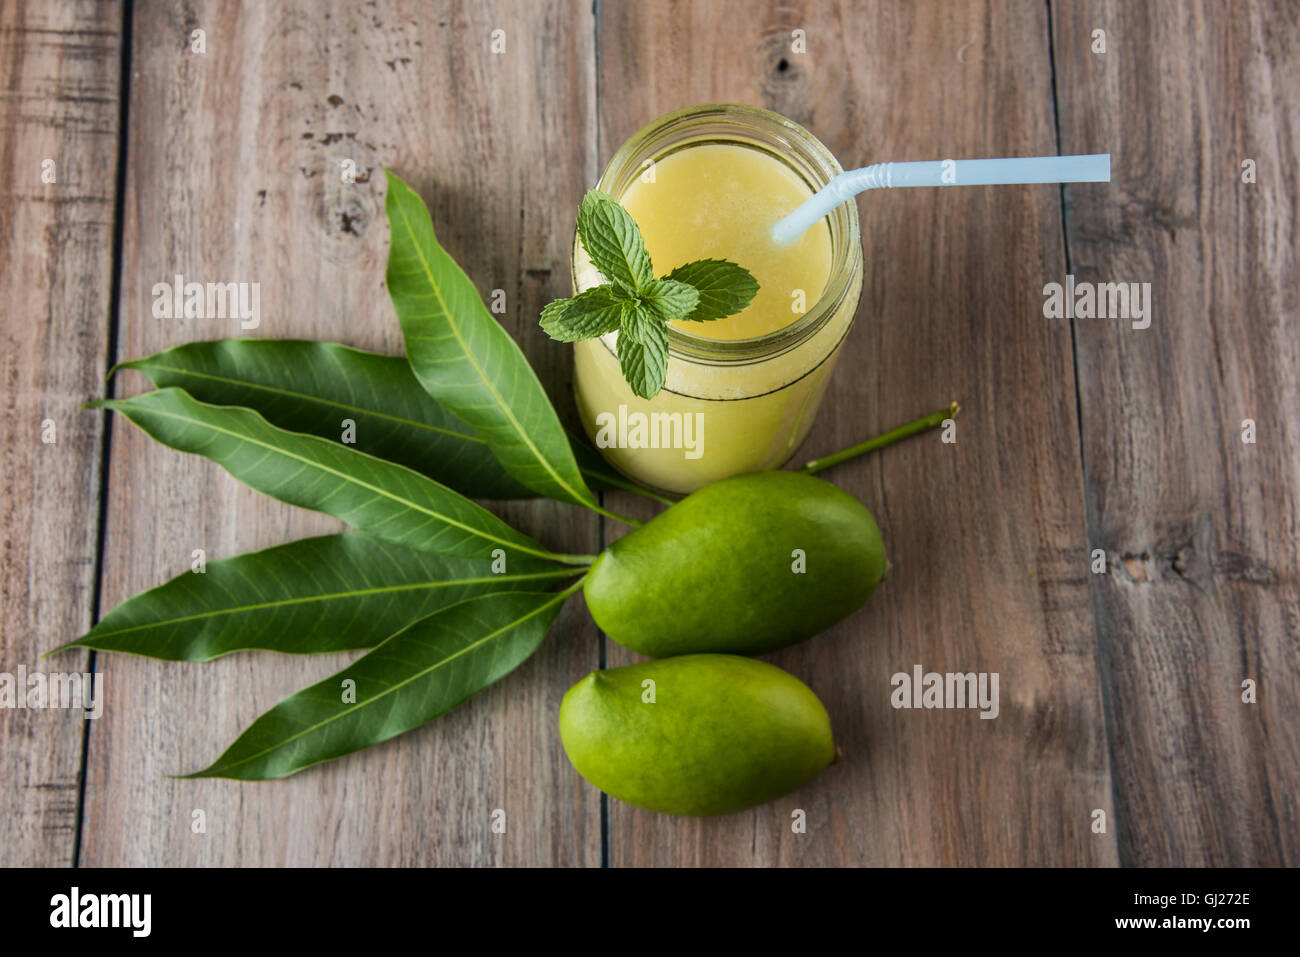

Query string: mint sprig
543 190 760 398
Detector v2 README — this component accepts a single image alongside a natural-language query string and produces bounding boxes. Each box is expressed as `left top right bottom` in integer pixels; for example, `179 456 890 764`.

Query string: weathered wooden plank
1052 0 1300 865
0 0 121 867
596 0 1115 865
79 0 600 866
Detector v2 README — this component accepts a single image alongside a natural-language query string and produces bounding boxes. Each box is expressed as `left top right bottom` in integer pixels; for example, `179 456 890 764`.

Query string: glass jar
571 103 862 495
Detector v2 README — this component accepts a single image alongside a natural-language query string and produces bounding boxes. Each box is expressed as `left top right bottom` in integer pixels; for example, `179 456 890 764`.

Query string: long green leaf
97 388 577 564
117 339 622 498
384 170 595 507
116 339 535 499
49 533 576 661
187 587 577 779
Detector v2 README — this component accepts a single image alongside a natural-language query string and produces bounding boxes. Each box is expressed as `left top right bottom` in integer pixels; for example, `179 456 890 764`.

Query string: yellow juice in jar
627 144 831 340
573 107 861 495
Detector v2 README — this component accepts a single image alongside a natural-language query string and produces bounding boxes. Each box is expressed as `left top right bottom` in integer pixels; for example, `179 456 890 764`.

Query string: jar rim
579 102 862 367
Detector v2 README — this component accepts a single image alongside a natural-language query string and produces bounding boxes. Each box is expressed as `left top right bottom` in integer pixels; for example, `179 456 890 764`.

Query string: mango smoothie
572 105 862 494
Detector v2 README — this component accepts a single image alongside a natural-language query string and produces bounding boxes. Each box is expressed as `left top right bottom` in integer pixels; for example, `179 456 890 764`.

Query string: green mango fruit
558 654 835 816
584 470 887 656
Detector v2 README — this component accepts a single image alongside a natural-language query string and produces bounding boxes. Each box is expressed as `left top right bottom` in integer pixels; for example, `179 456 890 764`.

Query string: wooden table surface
2 0 1296 867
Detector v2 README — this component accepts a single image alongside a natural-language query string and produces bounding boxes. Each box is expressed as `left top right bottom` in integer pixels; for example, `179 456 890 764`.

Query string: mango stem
590 472 675 506
586 502 644 528
555 576 587 599
543 551 600 566
800 401 959 475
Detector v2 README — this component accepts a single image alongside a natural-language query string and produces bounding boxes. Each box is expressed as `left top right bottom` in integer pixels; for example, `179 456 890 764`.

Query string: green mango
584 470 887 656
558 654 835 816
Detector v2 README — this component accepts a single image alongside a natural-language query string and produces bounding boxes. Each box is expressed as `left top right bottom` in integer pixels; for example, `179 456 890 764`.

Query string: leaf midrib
390 196 592 506
129 361 489 444
84 569 576 639
206 589 570 774
137 360 613 491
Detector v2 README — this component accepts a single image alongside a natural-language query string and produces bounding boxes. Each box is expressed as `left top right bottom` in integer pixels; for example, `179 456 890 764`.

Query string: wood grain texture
1051 0 1300 865
0 0 120 867
4 0 1296 868
78 0 601 866
596 0 1116 866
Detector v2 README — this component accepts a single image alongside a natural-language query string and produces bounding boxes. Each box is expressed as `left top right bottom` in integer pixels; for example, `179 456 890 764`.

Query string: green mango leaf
115 339 535 499
97 388 579 564
116 339 621 498
49 533 576 661
383 170 596 508
187 586 578 779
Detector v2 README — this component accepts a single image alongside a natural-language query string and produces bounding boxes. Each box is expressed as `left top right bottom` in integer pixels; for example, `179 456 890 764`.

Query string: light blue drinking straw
771 153 1111 244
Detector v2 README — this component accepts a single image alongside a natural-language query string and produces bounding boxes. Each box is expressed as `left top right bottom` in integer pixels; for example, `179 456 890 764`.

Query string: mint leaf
666 258 760 322
576 190 654 294
640 278 700 323
617 309 669 398
540 287 631 342
620 299 663 345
